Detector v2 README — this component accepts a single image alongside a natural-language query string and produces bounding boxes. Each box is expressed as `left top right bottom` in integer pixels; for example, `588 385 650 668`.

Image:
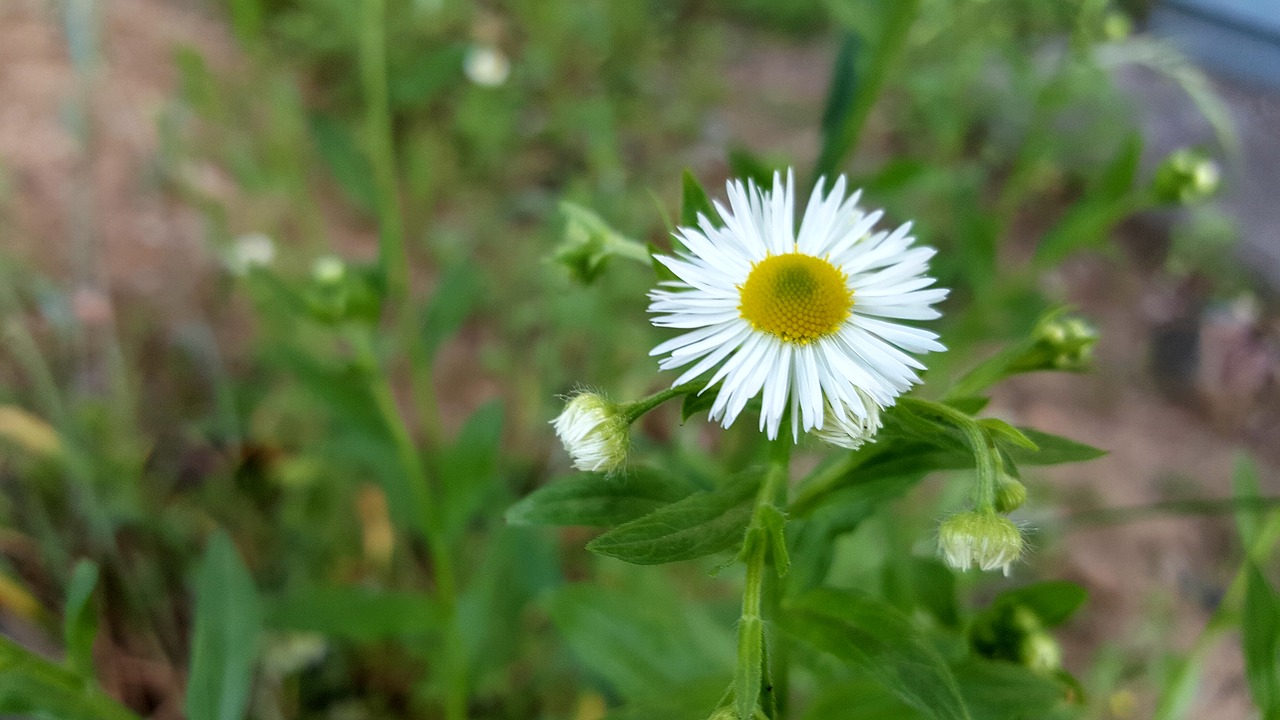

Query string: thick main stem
735 437 791 720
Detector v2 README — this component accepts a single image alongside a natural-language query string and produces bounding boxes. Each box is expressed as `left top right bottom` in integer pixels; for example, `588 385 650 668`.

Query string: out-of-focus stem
358 0 408 300
353 331 466 720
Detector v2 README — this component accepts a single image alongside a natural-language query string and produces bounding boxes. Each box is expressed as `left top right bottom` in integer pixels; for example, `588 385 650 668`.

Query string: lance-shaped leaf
506 468 693 528
781 588 970 720
586 472 761 565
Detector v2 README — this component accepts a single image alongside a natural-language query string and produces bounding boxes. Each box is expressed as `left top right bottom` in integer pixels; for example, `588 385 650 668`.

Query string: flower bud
553 203 649 284
811 390 883 450
1153 149 1221 205
312 255 347 285
993 475 1027 513
463 44 511 87
938 511 1023 576
1031 314 1098 372
551 392 629 473
226 232 276 276
1020 631 1063 673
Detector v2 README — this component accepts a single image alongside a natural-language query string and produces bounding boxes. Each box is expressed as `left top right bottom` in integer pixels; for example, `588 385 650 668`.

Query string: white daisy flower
648 170 947 441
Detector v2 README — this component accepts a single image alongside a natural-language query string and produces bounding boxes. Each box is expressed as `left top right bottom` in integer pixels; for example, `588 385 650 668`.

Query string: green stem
352 330 466 720
735 437 791 720
898 398 998 510
620 381 706 424
358 0 408 299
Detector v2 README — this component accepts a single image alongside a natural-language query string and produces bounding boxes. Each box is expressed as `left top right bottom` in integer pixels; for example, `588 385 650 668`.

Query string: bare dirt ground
3 2 1280 718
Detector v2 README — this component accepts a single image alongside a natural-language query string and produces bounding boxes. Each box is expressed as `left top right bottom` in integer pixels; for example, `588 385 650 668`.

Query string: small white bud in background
312 255 346 285
464 44 511 87
227 233 276 276
551 392 629 473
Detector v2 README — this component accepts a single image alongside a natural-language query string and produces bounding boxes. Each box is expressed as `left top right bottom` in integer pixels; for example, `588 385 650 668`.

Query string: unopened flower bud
312 255 347 285
993 475 1027 513
1032 314 1098 372
811 390 882 450
1020 632 1063 673
553 203 649 284
463 44 511 87
227 232 276 276
1154 149 1221 205
551 392 629 473
939 511 1023 576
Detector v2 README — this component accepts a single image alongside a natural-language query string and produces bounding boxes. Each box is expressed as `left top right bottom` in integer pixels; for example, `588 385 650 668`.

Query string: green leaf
227 0 262 46
992 581 1088 627
0 635 137 720
439 401 503 538
883 556 959 629
586 471 761 565
782 588 970 720
817 31 860 178
728 147 779 187
1234 454 1264 551
1005 430 1105 466
63 560 99 679
421 260 482 363
945 396 990 414
308 114 375 212
1034 199 1129 269
543 583 732 701
264 587 439 640
186 532 263 720
680 389 717 422
978 418 1038 452
951 658 1079 720
803 678 922 720
506 469 693 528
681 170 721 228
1243 563 1280 720
1097 132 1143 203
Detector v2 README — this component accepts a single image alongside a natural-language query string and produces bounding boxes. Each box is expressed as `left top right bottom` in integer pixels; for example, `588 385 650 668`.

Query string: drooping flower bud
811 389 883 450
938 511 1024 576
551 392 629 473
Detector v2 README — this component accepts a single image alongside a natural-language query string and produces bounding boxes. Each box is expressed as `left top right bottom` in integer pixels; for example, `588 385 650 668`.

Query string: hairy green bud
551 392 629 473
938 511 1023 576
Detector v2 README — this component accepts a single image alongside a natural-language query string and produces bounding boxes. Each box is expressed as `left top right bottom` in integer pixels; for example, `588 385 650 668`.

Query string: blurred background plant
0 0 1278 718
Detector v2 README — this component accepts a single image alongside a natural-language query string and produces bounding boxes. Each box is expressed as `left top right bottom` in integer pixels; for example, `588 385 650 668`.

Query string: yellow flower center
738 252 853 345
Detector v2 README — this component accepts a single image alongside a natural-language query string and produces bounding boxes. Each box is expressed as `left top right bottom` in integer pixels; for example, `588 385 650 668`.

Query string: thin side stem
620 381 706 424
